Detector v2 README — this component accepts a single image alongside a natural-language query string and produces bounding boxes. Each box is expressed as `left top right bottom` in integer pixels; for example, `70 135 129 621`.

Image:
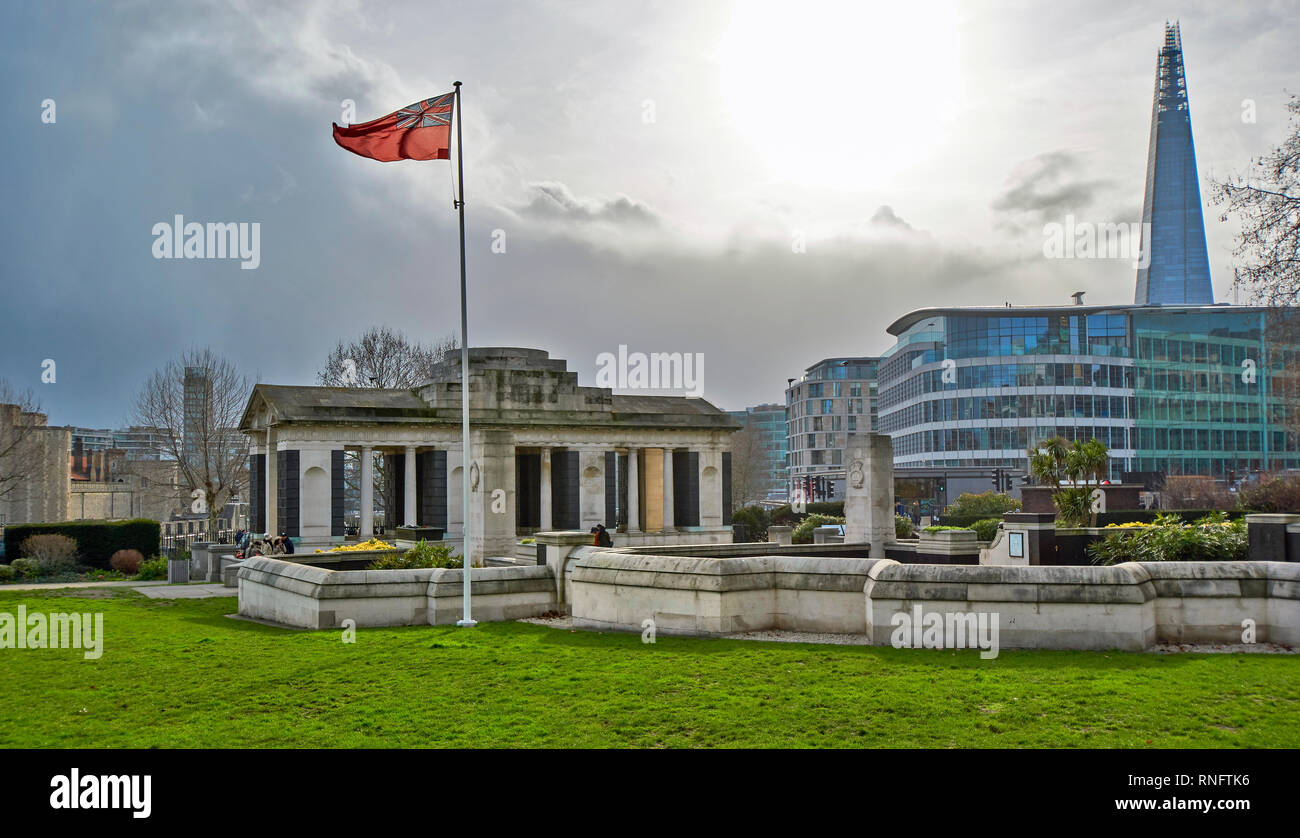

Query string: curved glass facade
879 306 1299 478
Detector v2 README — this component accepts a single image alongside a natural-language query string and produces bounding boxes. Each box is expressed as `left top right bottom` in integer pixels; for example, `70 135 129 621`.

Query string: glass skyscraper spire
1134 22 1215 305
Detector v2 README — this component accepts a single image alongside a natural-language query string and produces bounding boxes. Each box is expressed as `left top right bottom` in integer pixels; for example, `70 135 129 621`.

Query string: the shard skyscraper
1134 22 1215 305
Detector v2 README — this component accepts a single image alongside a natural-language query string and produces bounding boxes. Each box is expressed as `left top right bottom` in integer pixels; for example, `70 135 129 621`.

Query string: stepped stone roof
239 348 740 433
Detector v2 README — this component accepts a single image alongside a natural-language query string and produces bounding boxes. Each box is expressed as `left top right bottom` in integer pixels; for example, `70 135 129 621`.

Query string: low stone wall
237 540 1300 649
1143 561 1300 645
570 554 882 635
567 551 1300 650
237 557 560 629
290 548 402 571
598 526 735 548
865 561 1157 650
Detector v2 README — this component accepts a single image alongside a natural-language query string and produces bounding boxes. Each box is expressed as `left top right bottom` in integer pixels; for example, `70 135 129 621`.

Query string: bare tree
318 326 457 521
0 379 44 507
318 326 457 388
1160 475 1235 511
1211 96 1300 437
1211 94 1299 305
729 422 773 510
130 348 252 538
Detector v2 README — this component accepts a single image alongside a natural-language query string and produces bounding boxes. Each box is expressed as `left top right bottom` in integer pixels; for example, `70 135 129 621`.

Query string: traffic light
991 468 1003 491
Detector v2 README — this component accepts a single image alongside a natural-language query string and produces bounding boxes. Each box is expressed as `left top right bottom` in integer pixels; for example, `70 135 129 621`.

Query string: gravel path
518 614 575 629
1150 642 1296 654
720 630 874 645
518 617 1297 653
518 616 869 645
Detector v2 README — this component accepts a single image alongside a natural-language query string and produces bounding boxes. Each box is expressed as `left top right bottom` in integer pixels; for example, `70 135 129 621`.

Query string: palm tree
1079 439 1109 486
1026 436 1070 487
1029 451 1060 489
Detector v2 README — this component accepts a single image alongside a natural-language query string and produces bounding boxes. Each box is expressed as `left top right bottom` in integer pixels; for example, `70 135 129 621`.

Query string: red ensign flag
332 92 454 162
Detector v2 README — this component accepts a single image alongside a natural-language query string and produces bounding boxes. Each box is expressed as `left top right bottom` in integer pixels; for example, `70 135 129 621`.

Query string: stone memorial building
238 348 740 561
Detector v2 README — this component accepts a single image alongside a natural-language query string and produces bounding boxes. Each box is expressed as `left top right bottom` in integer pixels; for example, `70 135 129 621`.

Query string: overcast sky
2 0 1297 428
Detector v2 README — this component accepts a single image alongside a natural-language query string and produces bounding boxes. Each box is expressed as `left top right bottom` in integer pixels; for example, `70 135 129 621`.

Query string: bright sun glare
718 0 963 190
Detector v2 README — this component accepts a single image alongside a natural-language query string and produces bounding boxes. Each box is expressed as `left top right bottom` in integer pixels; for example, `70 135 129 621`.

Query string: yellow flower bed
1104 521 1152 528
321 538 396 553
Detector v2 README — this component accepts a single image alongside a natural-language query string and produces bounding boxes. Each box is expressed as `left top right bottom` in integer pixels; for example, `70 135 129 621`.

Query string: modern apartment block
183 365 214 468
726 403 789 501
784 357 879 501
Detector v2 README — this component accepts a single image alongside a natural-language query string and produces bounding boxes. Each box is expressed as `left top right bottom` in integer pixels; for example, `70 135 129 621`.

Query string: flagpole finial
454 80 462 87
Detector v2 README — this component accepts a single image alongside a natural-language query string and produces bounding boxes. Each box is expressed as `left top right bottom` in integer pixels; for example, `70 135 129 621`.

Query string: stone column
447 447 464 544
662 448 675 531
843 433 894 559
699 448 722 527
404 445 418 527
627 448 639 532
476 430 515 561
539 448 553 531
360 445 374 539
265 427 278 536
578 449 604 529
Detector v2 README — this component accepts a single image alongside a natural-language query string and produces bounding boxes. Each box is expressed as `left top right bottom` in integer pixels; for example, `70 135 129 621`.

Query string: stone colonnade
246 429 732 558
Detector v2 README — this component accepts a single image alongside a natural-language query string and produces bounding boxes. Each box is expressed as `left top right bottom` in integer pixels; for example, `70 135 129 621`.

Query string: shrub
0 565 13 583
894 514 915 539
9 558 39 579
791 514 845 544
1088 513 1247 565
732 505 770 542
135 556 168 581
3 519 160 569
1238 474 1300 513
970 518 1002 542
110 549 144 575
946 491 1021 520
369 540 462 570
19 534 79 573
922 525 973 533
1052 487 1093 527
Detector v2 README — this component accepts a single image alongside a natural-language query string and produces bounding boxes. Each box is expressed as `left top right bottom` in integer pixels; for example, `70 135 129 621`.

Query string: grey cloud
241 166 299 205
520 181 660 226
992 151 1113 227
870 205 914 230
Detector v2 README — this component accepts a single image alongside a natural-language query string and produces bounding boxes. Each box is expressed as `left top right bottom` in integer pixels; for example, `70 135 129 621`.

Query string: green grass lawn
1 588 1297 748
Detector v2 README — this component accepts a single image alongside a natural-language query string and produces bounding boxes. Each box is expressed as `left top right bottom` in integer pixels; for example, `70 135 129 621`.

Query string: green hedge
3 519 161 570
1093 509 1242 527
939 509 1244 528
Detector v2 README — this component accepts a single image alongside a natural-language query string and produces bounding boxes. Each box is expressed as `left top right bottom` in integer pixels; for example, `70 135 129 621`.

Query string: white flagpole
452 81 475 628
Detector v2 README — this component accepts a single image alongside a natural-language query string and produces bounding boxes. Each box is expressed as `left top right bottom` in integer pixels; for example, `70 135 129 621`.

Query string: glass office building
878 305 1299 479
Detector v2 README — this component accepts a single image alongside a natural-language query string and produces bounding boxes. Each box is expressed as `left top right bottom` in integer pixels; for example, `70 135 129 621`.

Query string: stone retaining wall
569 553 1300 650
570 555 880 635
238 557 560 629
237 548 1300 651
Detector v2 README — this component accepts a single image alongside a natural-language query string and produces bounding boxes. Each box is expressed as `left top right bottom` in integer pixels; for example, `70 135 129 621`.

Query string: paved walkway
135 583 232 599
2 580 234 599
